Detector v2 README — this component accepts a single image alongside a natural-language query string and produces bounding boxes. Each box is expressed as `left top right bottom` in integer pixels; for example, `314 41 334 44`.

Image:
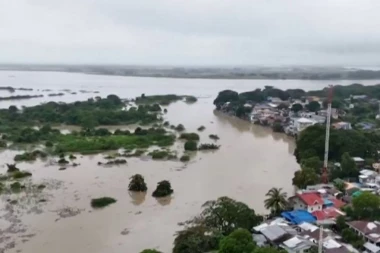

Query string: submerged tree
128 174 148 192
152 180 173 197
264 187 288 215
6 163 19 173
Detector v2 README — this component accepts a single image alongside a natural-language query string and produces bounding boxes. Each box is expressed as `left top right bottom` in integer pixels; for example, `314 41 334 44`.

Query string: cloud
1 0 380 66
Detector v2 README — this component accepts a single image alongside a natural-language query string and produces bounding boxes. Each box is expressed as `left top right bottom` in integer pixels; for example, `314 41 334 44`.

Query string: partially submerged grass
149 150 177 160
14 150 47 162
91 197 117 208
179 133 200 141
12 171 32 179
180 155 190 162
197 126 206 131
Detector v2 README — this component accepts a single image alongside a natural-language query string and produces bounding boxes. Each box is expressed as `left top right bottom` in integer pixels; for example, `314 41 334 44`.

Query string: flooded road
0 71 379 252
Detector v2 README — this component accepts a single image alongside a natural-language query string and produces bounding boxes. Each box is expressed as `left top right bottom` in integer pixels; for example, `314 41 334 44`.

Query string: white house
295 118 316 132
289 192 323 213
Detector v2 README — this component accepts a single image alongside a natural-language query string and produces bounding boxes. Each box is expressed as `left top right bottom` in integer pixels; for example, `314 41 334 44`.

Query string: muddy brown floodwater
0 71 379 253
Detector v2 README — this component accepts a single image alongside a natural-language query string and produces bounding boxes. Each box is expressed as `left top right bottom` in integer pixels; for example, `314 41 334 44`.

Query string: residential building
289 192 323 213
353 157 365 167
347 220 380 246
280 236 314 253
333 122 352 130
294 118 316 133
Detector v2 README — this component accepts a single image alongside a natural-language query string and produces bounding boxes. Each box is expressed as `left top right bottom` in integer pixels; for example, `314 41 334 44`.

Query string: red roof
296 192 323 206
312 207 344 220
329 198 346 209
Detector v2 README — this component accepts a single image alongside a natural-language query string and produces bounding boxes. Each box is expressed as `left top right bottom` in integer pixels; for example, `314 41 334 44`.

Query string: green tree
352 191 380 219
341 152 358 178
264 187 288 215
301 156 322 173
335 215 347 232
306 101 321 112
291 103 303 113
333 179 346 193
140 250 162 253
213 90 239 106
219 228 256 253
128 174 148 192
197 197 262 235
254 247 287 253
173 226 222 253
292 167 319 189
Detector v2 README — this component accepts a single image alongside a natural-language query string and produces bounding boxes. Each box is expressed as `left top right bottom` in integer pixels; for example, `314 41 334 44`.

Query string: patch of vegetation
198 143 220 150
184 141 198 151
55 132 175 153
175 124 185 132
197 125 205 131
37 184 46 190
152 180 173 197
48 93 65 97
149 150 176 160
105 159 127 165
135 94 196 105
0 140 7 148
129 174 148 192
163 121 170 127
0 95 160 129
12 171 32 179
179 133 200 141
185 96 197 103
91 197 117 208
45 141 53 147
180 155 190 162
14 150 47 161
140 250 162 253
58 158 69 164
10 182 22 192
0 95 43 101
163 108 168 113
124 149 146 157
209 134 220 140
69 154 77 159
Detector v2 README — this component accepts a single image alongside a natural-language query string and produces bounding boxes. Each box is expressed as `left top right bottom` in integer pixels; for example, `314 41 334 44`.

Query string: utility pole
321 85 333 184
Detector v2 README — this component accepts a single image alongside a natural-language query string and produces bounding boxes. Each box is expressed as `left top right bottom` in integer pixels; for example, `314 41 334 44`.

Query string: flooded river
0 71 379 253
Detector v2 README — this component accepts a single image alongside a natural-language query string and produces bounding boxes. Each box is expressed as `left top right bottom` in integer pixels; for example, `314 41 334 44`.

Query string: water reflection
155 196 173 206
128 191 146 206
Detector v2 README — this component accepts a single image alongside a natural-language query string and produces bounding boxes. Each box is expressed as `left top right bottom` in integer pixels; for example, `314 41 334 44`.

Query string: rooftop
312 207 345 221
296 192 324 206
348 220 380 242
282 210 317 225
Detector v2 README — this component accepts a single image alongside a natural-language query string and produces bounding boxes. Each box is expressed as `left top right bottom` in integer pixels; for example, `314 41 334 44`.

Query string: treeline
213 84 380 107
135 94 197 105
0 95 161 128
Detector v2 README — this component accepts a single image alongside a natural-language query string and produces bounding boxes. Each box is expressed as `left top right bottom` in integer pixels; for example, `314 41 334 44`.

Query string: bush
180 155 190 162
69 154 77 160
175 124 185 132
12 171 32 179
209 134 220 140
58 158 69 164
149 150 171 160
197 126 205 131
105 159 127 165
179 133 200 141
140 250 162 253
0 140 7 148
45 141 53 147
10 182 22 192
14 150 47 162
184 141 198 151
129 174 148 192
198 143 220 150
91 197 117 208
185 96 197 103
152 180 173 197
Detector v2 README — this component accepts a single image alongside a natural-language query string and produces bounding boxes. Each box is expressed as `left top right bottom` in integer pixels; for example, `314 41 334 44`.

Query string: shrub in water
152 180 173 197
91 197 117 208
184 141 197 151
129 174 148 192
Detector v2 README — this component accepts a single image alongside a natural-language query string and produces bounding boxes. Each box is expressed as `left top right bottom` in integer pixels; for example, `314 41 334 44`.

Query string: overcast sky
1 0 380 66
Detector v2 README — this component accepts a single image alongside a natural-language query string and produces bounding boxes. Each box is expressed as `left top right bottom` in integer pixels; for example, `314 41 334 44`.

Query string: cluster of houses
245 96 354 136
253 158 380 253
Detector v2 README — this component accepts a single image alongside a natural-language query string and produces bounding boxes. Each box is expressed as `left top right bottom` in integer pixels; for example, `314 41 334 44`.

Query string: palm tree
264 187 288 215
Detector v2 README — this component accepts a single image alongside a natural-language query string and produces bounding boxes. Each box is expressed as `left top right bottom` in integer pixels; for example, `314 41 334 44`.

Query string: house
333 122 352 130
281 210 317 225
351 95 368 100
280 236 315 253
364 241 380 253
347 221 380 246
319 108 339 119
359 169 378 184
353 157 365 167
289 192 323 213
295 118 316 132
258 224 298 245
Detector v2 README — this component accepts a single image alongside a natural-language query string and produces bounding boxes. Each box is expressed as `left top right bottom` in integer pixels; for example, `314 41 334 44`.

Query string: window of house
311 207 313 211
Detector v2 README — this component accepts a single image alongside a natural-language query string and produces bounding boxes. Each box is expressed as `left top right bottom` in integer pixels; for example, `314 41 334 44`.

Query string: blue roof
281 210 316 225
323 198 334 206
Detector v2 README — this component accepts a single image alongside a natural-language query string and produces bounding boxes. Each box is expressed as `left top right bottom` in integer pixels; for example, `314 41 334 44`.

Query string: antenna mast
321 85 333 184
